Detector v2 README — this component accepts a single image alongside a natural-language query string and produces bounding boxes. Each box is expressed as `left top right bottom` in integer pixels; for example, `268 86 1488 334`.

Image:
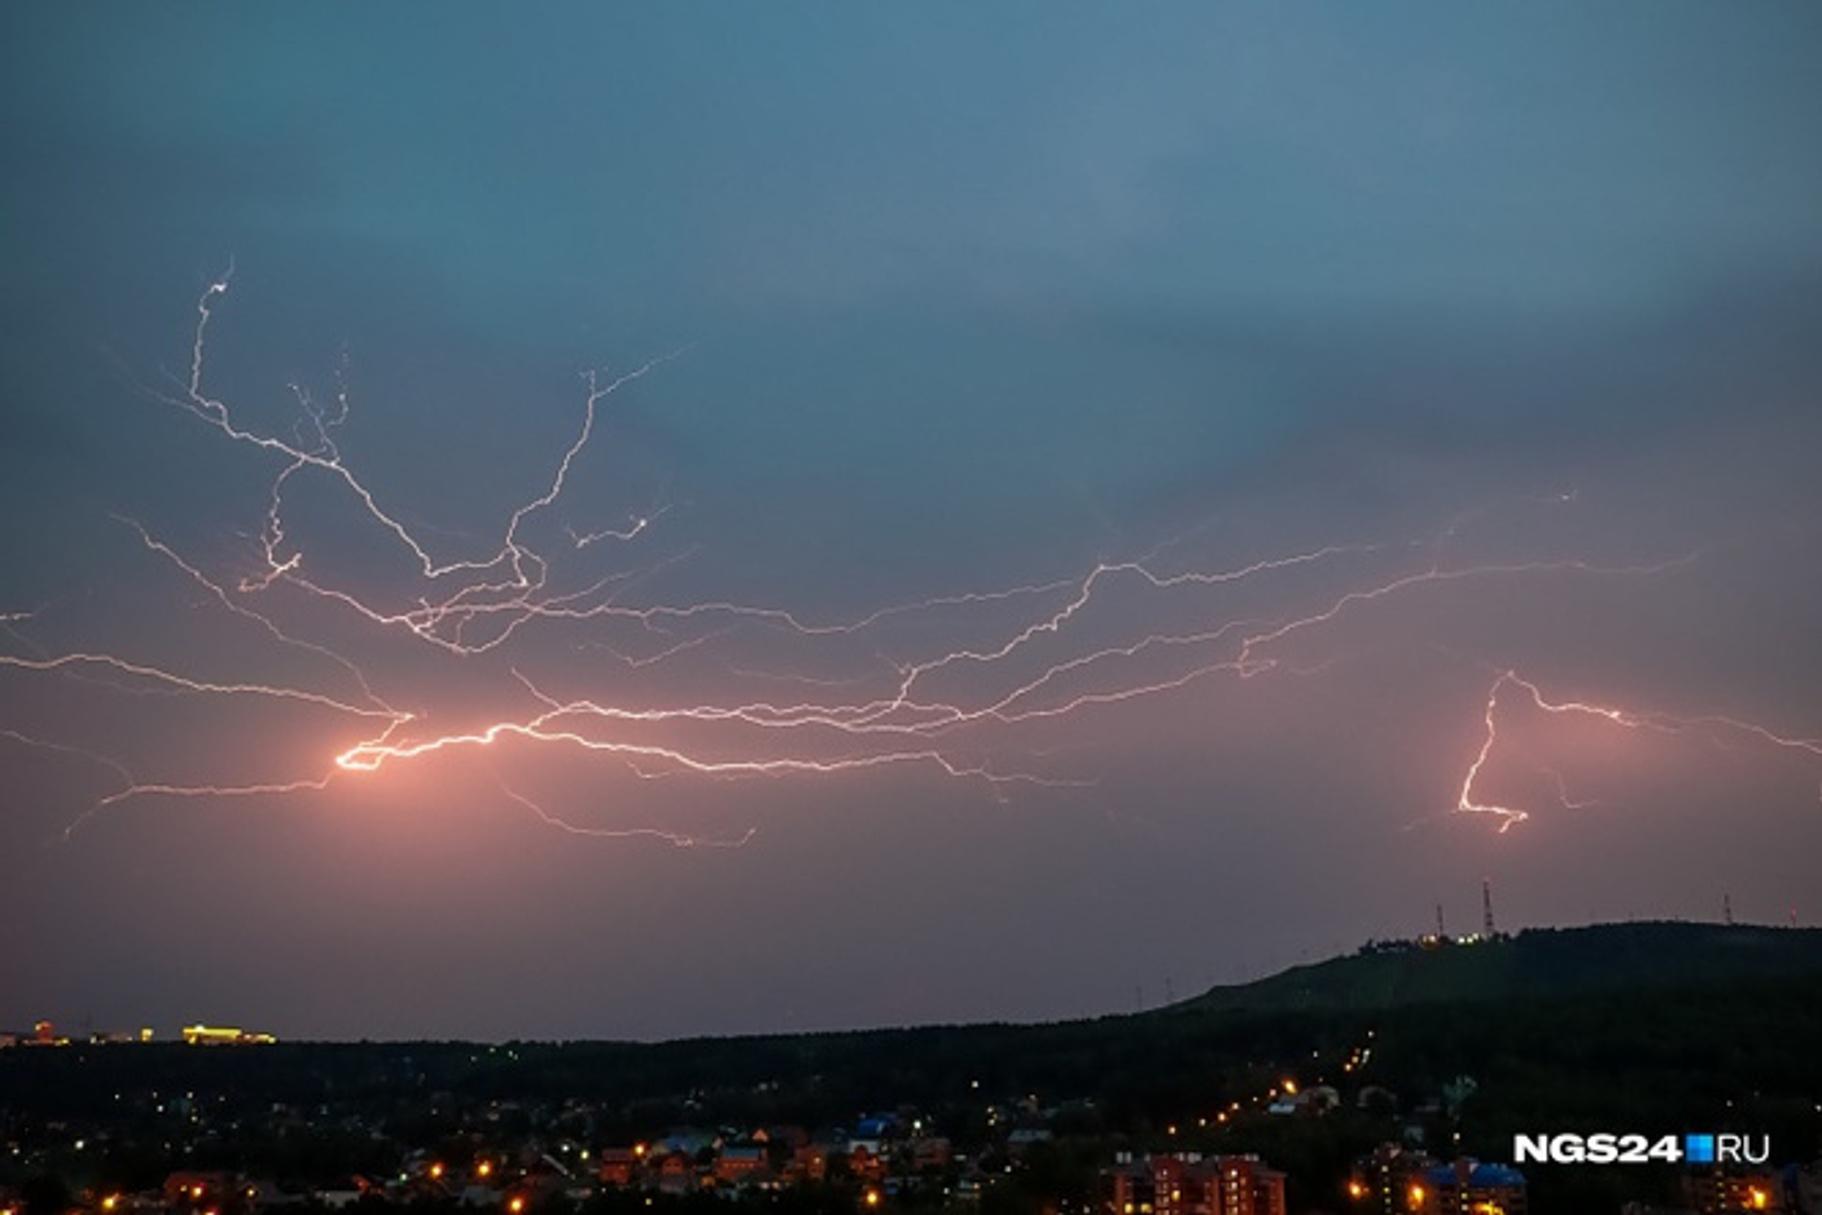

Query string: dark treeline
7 924 1822 1214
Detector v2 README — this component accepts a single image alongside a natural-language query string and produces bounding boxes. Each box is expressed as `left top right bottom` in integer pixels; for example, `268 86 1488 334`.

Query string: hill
9 920 1821 1215
1174 920 1822 1014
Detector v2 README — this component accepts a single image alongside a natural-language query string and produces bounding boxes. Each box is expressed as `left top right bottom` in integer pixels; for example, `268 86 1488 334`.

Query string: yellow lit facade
181 1024 277 1045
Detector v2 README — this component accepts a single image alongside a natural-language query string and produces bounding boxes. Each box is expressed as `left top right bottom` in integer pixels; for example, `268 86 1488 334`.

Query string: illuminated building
713 1145 768 1184
1348 1145 1438 1214
595 1150 642 1188
847 1144 887 1183
790 1145 830 1183
1267 1084 1340 1116
162 1172 234 1205
182 1024 277 1045
1405 1160 1527 1215
1684 1171 1785 1213
1105 1152 1287 1215
655 1150 696 1193
25 1020 70 1046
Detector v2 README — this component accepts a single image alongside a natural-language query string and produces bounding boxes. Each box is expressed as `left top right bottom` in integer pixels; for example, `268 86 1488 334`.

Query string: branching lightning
5 272 1819 848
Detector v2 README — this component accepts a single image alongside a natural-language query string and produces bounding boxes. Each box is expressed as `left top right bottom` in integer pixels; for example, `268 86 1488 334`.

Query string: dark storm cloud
3 2 1821 1039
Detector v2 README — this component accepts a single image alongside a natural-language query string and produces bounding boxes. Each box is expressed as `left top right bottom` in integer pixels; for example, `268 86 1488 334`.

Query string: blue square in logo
1684 1134 1715 1164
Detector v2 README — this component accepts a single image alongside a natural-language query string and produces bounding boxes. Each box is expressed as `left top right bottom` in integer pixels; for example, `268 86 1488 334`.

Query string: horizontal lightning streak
7 271 1814 849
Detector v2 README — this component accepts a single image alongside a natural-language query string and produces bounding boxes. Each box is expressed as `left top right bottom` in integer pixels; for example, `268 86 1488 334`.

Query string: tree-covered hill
1175 921 1822 1013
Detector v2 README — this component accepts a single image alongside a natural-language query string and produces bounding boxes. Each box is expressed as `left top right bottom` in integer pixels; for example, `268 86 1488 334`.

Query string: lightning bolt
1454 669 1822 832
492 775 757 849
5 271 1817 850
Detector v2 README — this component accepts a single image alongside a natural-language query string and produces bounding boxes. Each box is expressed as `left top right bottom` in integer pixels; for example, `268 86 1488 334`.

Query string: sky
3 2 1822 1041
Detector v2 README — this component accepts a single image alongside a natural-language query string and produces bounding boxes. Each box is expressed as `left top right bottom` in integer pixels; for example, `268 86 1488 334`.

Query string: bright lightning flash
3 273 1819 847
